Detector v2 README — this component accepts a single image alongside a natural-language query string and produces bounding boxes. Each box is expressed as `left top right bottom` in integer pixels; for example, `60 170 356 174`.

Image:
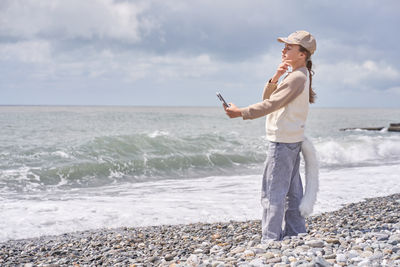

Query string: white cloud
361 61 399 79
119 49 281 84
316 39 382 62
121 53 219 82
0 39 282 91
317 59 400 88
0 40 52 63
0 0 151 42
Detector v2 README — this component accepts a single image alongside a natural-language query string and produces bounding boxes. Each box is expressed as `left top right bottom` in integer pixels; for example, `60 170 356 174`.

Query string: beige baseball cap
277 30 316 55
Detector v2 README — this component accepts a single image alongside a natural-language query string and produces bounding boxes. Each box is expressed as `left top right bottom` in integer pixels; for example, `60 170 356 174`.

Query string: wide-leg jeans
261 141 306 241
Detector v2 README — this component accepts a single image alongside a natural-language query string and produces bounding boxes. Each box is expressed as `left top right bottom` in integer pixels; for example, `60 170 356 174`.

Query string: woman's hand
271 60 292 83
224 103 242 118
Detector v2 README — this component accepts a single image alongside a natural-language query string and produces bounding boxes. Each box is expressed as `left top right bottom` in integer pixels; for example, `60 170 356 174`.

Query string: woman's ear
299 51 307 61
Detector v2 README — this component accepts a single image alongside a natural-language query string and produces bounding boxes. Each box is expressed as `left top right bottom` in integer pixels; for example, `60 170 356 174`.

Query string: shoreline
1 194 400 266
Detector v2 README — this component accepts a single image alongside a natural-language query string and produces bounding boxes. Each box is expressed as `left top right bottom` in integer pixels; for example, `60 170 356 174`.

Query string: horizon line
0 104 399 109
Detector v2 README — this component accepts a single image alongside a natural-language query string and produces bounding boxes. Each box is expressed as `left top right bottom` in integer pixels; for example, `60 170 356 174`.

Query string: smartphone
216 92 230 107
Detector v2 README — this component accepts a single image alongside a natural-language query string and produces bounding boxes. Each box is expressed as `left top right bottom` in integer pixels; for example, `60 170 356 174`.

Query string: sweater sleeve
240 72 307 120
262 80 278 100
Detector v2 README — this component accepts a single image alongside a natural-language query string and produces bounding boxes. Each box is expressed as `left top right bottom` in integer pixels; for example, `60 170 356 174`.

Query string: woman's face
281 44 304 65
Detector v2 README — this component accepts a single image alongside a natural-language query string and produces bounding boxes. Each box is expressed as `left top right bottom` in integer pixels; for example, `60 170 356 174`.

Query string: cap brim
277 37 299 45
277 37 287 43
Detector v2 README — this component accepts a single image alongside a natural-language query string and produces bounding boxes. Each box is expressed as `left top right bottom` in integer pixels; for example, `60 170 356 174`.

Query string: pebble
304 240 324 248
186 254 199 266
193 248 204 254
326 238 340 244
243 249 255 258
0 194 399 266
249 257 264 266
210 245 221 253
230 246 245 254
266 257 281 264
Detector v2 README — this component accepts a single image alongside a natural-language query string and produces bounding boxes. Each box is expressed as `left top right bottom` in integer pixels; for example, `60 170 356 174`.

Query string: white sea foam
51 151 73 159
148 130 170 138
1 164 399 242
316 135 400 167
0 166 41 191
109 169 125 179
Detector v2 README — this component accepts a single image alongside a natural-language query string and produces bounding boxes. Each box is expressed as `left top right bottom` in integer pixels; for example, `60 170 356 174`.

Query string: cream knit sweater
240 67 309 143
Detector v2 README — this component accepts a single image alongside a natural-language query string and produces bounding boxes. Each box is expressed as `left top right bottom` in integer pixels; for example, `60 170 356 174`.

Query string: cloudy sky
1 0 399 107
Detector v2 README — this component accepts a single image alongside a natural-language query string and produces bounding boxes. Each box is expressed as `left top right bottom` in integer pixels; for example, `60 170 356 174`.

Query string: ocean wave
316 135 400 167
0 133 267 191
1 131 399 192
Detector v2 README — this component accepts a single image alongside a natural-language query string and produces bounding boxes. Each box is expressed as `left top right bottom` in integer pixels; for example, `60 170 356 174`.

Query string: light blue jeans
261 141 306 241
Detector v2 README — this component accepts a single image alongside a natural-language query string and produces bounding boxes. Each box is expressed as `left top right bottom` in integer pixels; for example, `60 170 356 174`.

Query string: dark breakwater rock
341 123 400 132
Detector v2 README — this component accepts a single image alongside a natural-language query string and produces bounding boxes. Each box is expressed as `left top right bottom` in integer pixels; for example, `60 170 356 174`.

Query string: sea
1 106 400 242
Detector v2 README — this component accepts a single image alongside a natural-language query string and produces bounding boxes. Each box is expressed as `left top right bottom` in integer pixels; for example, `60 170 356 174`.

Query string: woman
224 30 318 242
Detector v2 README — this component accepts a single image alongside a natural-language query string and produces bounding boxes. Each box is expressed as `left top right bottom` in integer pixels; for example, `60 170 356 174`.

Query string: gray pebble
164 253 174 261
305 240 324 248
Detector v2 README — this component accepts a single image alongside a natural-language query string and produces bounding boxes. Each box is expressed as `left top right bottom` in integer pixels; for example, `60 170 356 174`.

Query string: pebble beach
1 194 399 267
